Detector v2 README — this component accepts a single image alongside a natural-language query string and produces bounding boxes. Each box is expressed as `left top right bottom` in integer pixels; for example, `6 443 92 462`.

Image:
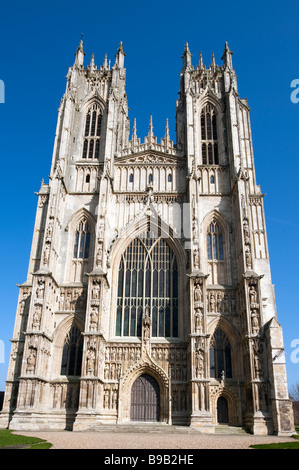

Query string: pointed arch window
209 328 232 378
73 218 90 259
82 103 102 159
60 325 83 376
201 104 219 165
206 218 226 284
116 231 179 338
207 221 223 261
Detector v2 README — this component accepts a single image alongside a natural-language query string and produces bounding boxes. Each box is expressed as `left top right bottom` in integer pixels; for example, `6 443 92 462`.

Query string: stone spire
102 53 109 70
182 42 192 69
115 41 126 68
88 53 96 72
148 115 154 139
210 52 216 72
198 52 204 69
74 36 85 67
221 41 233 69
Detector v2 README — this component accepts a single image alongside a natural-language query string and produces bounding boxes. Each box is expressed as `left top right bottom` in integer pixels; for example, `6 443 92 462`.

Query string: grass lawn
250 432 299 450
0 429 52 449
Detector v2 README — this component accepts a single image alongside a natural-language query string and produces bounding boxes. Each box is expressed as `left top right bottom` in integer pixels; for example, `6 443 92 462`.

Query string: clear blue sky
0 0 298 391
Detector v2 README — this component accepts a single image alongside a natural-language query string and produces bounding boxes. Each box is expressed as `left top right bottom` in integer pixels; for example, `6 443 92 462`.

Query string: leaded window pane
209 328 232 378
82 104 102 159
201 104 219 165
60 325 83 376
116 231 179 338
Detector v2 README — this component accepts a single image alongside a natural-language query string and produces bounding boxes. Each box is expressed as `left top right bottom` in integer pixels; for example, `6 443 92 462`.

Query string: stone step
87 424 202 434
86 423 250 435
214 425 249 435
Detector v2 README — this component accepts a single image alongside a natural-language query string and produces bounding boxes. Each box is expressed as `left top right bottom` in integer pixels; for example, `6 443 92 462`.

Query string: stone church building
0 41 294 435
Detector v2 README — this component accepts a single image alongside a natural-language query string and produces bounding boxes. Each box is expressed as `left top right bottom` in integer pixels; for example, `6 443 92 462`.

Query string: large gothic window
116 231 179 338
201 104 219 165
60 325 83 376
82 103 102 159
209 328 232 378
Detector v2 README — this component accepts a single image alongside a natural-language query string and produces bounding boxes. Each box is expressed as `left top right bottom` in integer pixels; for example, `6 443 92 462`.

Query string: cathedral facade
0 41 294 435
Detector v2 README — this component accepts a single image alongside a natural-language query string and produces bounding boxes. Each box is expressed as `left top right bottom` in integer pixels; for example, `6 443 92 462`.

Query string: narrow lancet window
73 218 90 259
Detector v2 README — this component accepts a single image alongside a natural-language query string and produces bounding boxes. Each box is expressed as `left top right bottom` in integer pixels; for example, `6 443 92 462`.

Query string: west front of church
0 41 294 435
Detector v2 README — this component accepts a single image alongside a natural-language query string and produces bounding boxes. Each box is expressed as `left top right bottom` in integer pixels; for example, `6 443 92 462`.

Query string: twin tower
0 40 294 434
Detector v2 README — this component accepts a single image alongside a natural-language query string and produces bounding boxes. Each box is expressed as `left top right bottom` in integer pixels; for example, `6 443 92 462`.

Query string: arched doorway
131 374 160 422
217 396 229 424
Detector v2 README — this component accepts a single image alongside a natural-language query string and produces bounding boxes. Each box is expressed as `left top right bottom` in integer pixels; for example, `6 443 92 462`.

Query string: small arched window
73 218 90 259
168 173 172 183
82 103 102 159
129 173 134 183
60 325 83 376
201 104 219 165
209 328 232 378
148 173 153 184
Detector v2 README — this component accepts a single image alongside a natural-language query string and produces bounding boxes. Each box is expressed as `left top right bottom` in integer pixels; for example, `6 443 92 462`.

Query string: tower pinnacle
221 41 233 69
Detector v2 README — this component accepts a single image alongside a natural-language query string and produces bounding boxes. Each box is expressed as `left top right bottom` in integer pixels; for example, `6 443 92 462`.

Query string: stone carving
253 339 264 380
32 305 42 330
91 279 101 299
249 282 260 335
36 278 45 299
195 338 205 378
58 288 86 312
26 348 37 374
207 289 236 314
89 306 99 331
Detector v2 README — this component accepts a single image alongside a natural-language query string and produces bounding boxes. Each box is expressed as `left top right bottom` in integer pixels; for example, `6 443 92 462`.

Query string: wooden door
131 374 160 422
217 396 229 424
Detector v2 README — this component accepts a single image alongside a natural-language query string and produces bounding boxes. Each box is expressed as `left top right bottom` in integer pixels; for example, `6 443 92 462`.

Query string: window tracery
207 219 225 284
116 231 179 338
82 103 102 159
73 218 90 259
201 103 219 165
60 325 83 376
209 328 232 378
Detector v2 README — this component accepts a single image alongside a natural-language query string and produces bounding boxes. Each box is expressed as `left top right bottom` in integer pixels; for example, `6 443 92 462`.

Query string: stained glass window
116 231 179 338
209 328 232 378
60 325 83 376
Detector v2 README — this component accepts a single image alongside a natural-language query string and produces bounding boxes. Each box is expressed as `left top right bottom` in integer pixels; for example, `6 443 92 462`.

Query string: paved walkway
16 429 295 449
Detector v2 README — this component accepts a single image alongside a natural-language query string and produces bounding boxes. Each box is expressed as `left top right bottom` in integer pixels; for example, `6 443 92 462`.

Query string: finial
210 52 216 71
199 52 204 69
132 118 137 138
148 115 154 137
103 53 108 69
118 41 125 54
221 41 233 69
115 41 126 68
165 118 170 138
182 42 192 69
74 35 85 66
89 53 96 72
